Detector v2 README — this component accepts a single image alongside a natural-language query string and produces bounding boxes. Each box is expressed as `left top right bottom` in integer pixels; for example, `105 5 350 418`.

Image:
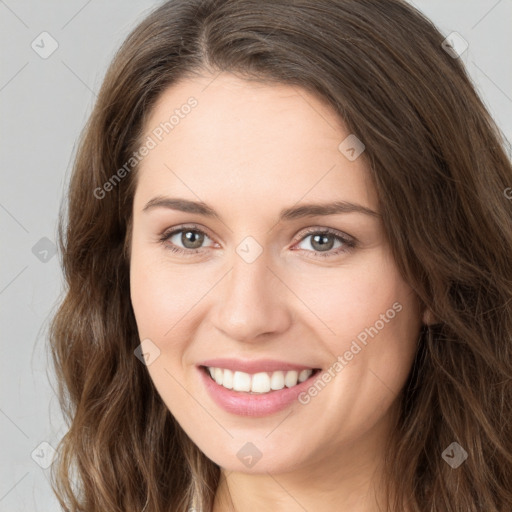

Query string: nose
212 250 292 343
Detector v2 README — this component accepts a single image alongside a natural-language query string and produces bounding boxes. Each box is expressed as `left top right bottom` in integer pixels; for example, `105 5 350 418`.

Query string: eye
292 227 356 258
159 224 217 256
159 224 356 259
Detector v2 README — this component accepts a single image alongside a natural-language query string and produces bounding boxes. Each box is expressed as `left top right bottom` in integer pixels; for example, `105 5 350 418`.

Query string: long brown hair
49 0 512 510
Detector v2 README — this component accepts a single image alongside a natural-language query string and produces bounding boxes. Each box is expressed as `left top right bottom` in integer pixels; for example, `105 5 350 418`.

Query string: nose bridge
213 241 291 341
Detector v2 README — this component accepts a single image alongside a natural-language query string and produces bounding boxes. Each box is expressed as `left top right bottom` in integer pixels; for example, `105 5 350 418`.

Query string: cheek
286 248 419 345
320 261 420 422
129 250 205 411
130 246 207 336
288 249 421 406
129 245 219 395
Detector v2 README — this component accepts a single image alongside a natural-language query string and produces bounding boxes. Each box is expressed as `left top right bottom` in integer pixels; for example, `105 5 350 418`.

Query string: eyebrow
142 196 380 221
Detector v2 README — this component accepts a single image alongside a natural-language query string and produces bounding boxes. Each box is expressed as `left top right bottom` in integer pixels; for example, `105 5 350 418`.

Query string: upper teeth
207 366 314 393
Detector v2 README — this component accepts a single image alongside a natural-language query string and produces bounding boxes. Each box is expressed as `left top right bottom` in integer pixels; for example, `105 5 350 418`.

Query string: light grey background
1 1 511 510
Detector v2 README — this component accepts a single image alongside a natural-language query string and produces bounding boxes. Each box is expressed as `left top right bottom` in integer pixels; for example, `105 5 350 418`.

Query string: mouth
198 364 323 417
200 365 322 394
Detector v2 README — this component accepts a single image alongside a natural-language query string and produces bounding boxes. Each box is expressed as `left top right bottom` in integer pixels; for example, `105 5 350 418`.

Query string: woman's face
129 72 424 475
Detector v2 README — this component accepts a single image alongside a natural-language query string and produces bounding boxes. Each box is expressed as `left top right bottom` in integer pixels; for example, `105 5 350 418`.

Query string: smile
205 366 320 394
198 365 322 417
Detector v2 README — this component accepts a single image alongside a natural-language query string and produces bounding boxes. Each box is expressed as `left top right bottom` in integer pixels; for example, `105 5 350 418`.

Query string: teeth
284 370 298 388
206 367 315 394
251 372 271 393
214 367 223 385
298 369 312 383
270 371 284 390
233 371 251 391
222 369 234 389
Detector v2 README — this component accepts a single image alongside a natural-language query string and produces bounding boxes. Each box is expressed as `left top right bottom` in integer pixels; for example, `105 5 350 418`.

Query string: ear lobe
422 308 436 325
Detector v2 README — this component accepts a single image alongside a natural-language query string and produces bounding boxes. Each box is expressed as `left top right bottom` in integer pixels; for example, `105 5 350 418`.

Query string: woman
49 0 512 510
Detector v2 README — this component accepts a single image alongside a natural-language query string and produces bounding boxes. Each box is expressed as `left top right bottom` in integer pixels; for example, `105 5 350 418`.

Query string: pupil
312 234 334 251
183 230 204 249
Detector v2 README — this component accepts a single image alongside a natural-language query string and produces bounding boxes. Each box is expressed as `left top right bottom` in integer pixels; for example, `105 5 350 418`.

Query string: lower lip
198 366 321 417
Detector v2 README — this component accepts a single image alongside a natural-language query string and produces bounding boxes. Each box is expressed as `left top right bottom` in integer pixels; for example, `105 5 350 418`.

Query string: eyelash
158 223 356 259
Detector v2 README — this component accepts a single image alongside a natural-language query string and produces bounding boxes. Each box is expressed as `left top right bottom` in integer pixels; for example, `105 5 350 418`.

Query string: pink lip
197 365 321 417
197 358 318 374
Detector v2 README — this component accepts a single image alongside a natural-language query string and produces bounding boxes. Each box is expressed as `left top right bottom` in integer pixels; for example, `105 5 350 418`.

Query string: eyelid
289 226 356 258
159 223 356 258
159 222 218 248
293 225 356 245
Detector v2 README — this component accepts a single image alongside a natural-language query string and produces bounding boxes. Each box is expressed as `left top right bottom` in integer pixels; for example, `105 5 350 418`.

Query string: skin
129 72 430 512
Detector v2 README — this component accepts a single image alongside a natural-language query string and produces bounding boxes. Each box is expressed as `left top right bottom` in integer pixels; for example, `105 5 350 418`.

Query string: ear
422 308 436 325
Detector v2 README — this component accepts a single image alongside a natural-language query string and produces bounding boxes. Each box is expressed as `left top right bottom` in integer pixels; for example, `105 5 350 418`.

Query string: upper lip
198 358 320 374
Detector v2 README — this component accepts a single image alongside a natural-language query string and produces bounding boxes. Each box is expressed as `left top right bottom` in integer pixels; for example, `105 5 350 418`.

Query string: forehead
134 72 377 215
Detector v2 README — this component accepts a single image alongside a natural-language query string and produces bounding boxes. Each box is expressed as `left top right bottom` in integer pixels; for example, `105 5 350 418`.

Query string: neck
212 404 401 512
213 465 386 512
